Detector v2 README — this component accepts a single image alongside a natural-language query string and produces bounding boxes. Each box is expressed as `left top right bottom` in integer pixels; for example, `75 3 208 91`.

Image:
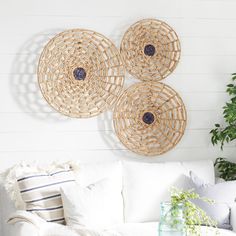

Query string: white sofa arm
231 204 236 232
9 221 39 236
7 211 45 236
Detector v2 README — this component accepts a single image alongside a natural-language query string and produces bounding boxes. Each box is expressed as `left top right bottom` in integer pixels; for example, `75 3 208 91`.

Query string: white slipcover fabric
75 161 123 187
122 160 215 222
2 159 236 236
8 212 236 236
61 177 123 229
232 204 236 232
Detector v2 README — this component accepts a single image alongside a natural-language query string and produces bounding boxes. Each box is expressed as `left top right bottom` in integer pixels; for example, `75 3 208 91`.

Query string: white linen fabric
232 204 236 232
1 160 222 236
8 211 236 236
0 161 121 235
8 211 122 236
190 171 236 204
61 176 124 229
75 161 123 187
122 160 215 222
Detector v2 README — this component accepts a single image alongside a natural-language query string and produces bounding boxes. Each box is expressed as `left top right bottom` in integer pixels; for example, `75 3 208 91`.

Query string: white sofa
1 160 236 236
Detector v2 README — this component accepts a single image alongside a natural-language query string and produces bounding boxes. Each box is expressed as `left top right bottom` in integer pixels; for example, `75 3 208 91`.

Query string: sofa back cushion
75 161 123 187
122 160 215 223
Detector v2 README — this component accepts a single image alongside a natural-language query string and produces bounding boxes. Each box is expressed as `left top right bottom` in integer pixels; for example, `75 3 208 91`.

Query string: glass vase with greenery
160 188 218 236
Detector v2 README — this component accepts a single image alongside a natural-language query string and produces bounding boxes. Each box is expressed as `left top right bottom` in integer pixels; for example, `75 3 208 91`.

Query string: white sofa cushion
190 171 236 230
61 176 124 229
122 160 215 223
75 161 123 187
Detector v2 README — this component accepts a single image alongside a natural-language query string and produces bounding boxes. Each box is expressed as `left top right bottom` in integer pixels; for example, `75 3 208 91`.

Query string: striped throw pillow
17 169 75 224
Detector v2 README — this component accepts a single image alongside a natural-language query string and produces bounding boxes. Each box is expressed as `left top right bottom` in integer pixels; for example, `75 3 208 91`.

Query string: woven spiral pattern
113 82 187 156
38 29 125 118
121 19 181 81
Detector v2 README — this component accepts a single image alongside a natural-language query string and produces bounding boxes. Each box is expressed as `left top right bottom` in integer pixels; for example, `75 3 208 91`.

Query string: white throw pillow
61 176 124 229
190 171 236 230
122 160 215 223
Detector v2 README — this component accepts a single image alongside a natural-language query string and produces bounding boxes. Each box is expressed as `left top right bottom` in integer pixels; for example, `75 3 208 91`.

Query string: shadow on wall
97 18 154 160
9 29 69 122
8 26 160 161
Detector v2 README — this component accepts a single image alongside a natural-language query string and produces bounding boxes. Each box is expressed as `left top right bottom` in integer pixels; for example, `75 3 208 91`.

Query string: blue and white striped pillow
17 169 75 224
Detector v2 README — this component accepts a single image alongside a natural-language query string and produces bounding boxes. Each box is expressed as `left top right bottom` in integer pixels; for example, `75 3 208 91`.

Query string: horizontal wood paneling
2 2 236 236
0 110 224 133
1 16 236 38
0 0 236 172
0 146 235 172
1 0 236 19
1 36 236 56
1 54 236 75
0 128 234 153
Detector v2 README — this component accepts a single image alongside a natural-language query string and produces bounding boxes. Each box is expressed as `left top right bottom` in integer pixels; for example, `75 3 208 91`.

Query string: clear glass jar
159 202 186 236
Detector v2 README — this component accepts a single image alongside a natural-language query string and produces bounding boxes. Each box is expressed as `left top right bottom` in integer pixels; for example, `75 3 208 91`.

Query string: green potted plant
159 188 217 236
214 157 236 181
210 73 236 180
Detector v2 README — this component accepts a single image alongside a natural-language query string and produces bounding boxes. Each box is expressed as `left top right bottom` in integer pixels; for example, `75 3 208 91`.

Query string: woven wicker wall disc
113 82 187 156
38 29 125 118
120 19 181 82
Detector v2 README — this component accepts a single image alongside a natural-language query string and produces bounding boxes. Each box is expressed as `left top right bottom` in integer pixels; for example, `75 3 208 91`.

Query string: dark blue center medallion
144 44 156 56
142 112 155 125
73 67 86 80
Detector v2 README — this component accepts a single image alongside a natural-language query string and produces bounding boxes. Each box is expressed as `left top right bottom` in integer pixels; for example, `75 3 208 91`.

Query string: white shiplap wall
0 0 236 171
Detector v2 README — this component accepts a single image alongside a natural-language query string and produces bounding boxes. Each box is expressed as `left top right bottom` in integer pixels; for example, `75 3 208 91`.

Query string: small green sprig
170 188 218 236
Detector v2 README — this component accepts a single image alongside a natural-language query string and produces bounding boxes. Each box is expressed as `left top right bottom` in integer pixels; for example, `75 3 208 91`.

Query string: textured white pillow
61 176 124 229
190 171 236 229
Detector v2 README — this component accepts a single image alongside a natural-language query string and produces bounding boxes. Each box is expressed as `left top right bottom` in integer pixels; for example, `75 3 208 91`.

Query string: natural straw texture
38 29 125 118
113 82 187 156
120 19 181 81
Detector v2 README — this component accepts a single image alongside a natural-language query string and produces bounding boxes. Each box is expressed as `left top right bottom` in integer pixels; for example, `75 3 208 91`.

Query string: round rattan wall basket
113 82 187 156
120 19 181 82
38 29 125 118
